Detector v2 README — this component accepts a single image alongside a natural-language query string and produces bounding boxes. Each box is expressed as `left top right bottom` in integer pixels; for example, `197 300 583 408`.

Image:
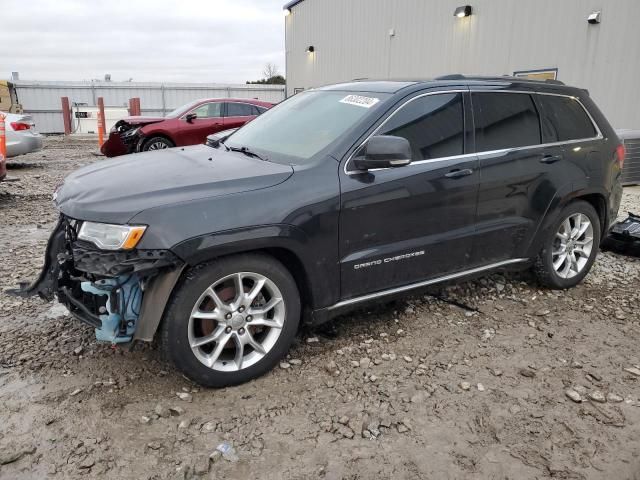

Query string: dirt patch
1 137 639 479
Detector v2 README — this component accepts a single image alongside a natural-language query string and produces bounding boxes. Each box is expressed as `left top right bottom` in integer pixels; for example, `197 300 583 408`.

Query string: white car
2 112 43 157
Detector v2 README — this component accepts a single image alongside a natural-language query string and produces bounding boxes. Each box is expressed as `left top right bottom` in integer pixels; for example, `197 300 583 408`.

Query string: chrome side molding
329 258 529 310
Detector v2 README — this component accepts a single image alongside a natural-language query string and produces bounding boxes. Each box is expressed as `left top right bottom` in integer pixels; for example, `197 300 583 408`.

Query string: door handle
540 154 562 164
445 168 473 179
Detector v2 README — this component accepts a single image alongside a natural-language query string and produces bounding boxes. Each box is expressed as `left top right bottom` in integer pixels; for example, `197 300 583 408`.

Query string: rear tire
533 200 601 289
142 136 174 151
160 254 300 387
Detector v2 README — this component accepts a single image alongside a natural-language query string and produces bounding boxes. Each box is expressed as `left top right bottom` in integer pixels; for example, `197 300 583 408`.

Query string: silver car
2 112 43 157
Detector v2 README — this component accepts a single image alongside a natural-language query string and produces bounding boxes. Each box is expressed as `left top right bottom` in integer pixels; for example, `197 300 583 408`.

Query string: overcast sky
0 0 286 84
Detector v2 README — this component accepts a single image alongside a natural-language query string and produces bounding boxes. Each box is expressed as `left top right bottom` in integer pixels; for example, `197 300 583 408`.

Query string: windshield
225 90 390 162
165 100 201 118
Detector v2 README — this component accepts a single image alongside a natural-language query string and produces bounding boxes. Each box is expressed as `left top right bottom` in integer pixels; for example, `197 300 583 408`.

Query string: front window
377 93 464 160
165 100 201 118
225 90 390 162
191 102 222 119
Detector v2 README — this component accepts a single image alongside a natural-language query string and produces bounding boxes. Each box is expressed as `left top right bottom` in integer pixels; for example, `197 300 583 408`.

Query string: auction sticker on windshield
340 95 380 108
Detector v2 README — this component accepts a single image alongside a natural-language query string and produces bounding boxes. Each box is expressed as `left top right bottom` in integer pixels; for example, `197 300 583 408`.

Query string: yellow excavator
0 80 22 114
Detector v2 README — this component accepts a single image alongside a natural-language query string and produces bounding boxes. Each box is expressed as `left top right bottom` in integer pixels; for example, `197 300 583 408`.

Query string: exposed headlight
78 222 147 250
121 126 141 138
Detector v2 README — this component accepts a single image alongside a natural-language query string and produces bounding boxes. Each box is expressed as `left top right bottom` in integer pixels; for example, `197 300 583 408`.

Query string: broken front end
13 216 184 344
100 121 144 157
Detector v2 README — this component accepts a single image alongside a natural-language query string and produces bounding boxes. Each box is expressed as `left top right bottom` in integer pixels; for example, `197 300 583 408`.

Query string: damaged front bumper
10 216 184 344
100 122 143 157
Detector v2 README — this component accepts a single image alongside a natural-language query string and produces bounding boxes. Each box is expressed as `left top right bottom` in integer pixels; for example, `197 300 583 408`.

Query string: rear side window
378 93 464 160
537 95 597 142
226 102 255 117
473 93 541 151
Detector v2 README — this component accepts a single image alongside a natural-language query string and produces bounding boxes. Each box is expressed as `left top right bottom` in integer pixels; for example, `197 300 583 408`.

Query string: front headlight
121 126 140 138
78 222 147 250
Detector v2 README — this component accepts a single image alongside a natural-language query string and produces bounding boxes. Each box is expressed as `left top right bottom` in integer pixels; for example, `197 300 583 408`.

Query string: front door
339 90 479 299
177 102 224 146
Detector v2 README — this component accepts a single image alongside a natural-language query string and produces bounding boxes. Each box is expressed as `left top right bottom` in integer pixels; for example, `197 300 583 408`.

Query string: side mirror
185 113 197 123
352 135 412 171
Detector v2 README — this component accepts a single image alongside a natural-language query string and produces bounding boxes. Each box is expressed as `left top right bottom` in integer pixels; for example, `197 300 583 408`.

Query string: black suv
18 76 624 387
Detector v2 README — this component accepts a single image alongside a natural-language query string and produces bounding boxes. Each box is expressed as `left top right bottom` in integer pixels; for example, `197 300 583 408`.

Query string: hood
118 116 166 126
56 144 294 224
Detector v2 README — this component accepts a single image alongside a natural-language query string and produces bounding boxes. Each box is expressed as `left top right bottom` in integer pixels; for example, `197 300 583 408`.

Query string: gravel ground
1 137 640 480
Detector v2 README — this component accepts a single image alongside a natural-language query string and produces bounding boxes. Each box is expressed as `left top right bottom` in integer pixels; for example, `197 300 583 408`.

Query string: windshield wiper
227 145 267 161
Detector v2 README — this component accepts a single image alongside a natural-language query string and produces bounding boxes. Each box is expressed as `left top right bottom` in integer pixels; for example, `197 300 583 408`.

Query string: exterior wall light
587 11 601 24
283 8 291 16
306 45 315 53
454 5 472 18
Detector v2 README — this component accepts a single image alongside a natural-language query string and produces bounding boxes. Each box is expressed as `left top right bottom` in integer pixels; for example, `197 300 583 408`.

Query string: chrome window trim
344 89 603 175
329 258 529 310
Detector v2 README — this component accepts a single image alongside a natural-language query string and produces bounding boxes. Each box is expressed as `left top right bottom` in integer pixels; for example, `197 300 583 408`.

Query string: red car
100 98 273 157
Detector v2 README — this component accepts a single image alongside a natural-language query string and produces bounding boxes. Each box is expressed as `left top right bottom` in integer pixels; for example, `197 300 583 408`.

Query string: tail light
10 122 31 131
615 144 626 169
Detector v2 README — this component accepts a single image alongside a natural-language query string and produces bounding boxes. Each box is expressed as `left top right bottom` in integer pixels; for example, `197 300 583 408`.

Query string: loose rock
176 392 193 402
588 391 606 403
607 392 624 403
565 389 582 403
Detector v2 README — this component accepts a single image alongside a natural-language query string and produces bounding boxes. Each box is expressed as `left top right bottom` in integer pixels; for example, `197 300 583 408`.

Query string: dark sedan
100 98 273 157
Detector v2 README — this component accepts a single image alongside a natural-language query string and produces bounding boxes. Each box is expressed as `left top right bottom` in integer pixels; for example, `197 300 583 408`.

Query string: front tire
533 200 601 289
160 254 300 387
142 136 174 151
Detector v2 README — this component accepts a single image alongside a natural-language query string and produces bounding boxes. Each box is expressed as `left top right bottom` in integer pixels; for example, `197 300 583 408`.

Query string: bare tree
262 63 280 80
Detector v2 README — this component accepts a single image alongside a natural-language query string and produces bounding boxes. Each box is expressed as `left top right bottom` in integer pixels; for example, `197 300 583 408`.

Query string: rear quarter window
537 95 597 142
472 92 541 151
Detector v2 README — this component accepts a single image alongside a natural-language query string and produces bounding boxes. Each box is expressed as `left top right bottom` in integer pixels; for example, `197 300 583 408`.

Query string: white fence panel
13 80 286 133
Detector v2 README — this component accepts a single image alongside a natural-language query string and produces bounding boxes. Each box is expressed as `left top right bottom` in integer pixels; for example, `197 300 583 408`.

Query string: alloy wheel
552 213 594 279
147 141 169 150
188 272 285 372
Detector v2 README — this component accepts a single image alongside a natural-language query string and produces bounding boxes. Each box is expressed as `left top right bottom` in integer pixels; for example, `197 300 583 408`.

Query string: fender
171 223 338 310
134 223 336 342
138 126 176 148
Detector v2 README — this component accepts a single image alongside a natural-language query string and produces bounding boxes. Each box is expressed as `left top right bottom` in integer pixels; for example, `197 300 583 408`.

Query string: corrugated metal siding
12 81 285 133
285 0 640 130
622 138 640 185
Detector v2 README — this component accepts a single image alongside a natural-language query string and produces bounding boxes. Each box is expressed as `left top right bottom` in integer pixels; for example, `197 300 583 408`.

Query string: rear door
223 102 258 130
536 93 601 183
177 102 224 145
339 89 479 299
469 90 572 266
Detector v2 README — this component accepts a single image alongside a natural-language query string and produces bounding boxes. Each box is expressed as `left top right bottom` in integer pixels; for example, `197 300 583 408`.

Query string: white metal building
284 0 640 130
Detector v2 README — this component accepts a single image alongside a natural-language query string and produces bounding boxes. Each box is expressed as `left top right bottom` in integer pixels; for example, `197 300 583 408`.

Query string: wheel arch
526 189 609 259
135 229 322 342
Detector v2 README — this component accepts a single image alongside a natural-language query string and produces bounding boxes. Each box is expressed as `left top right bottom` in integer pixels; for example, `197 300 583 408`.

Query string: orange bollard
0 113 6 162
97 106 105 147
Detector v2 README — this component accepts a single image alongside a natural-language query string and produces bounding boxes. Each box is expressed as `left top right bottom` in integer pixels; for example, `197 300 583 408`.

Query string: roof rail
435 74 565 85
435 74 466 80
